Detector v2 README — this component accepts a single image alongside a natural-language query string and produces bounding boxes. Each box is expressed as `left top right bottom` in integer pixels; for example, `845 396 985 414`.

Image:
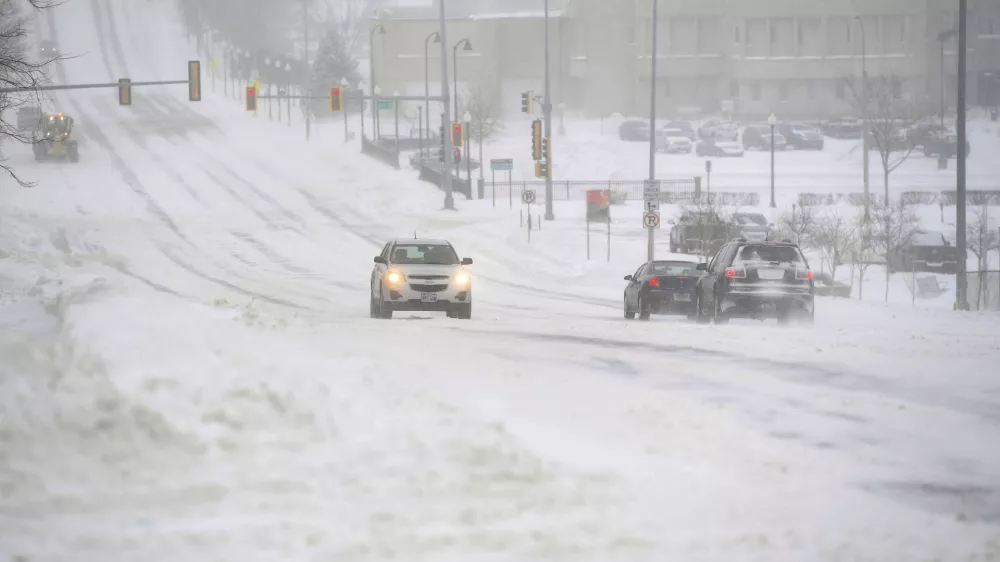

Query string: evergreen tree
307 24 360 116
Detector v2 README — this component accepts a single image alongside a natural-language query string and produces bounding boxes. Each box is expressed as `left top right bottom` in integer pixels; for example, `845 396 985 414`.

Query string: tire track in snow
47 8 316 312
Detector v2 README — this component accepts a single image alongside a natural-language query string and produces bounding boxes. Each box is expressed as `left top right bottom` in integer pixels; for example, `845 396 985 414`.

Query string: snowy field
1 1 1000 561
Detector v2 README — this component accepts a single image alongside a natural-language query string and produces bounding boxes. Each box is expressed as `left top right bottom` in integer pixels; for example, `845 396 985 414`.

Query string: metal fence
799 190 1000 207
968 270 1000 312
481 179 708 202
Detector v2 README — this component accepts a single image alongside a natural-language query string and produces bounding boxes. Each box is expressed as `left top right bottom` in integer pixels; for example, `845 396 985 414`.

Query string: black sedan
623 260 699 320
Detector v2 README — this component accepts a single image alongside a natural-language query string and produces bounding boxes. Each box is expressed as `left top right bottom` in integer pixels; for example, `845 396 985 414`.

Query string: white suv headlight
452 272 470 287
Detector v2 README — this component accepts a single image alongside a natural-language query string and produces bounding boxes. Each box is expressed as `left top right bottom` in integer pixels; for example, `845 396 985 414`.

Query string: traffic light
531 119 543 161
329 87 343 112
188 60 201 102
451 122 465 148
245 86 258 112
454 148 462 163
118 78 131 106
521 92 532 114
541 136 550 161
535 161 549 179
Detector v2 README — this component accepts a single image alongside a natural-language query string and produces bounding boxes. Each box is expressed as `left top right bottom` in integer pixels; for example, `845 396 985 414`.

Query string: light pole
647 0 659 260
373 85 381 140
543 0 554 220
437 0 455 209
342 77 349 142
463 110 473 198
452 38 472 120
768 113 777 208
938 28 957 129
265 57 273 119
424 31 440 152
370 23 386 140
855 15 870 222
956 0 970 310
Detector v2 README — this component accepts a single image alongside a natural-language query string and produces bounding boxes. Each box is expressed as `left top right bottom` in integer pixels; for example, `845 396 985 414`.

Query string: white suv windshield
390 244 459 265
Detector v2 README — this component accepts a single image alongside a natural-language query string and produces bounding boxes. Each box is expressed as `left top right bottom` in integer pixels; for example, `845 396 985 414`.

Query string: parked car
698 119 740 142
663 120 697 141
693 238 815 324
821 117 862 139
729 212 772 242
892 231 963 274
695 138 744 157
776 123 825 150
619 119 650 141
622 260 700 320
742 124 787 151
668 211 729 255
906 122 949 149
656 129 694 153
921 127 970 158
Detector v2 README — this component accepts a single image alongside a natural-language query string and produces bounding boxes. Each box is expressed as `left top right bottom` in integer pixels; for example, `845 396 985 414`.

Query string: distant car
921 128 970 159
656 130 693 153
821 117 862 139
693 238 815 324
663 120 697 141
668 211 729 255
623 260 700 320
618 119 650 142
699 119 740 142
776 123 825 150
742 125 787 151
729 212 772 242
370 238 473 319
39 40 58 59
893 231 963 274
695 138 744 157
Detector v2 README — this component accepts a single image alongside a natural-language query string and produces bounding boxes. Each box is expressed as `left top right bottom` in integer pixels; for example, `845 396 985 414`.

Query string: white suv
370 238 473 319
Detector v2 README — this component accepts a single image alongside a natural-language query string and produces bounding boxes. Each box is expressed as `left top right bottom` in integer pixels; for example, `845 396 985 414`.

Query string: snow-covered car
742 125 787 151
699 120 740 142
776 123 825 150
729 212 772 241
370 238 473 319
656 131 693 154
695 139 744 157
663 120 697 141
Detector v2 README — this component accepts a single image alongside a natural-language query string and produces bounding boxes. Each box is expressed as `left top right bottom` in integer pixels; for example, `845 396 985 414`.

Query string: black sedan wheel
638 296 651 321
624 295 635 320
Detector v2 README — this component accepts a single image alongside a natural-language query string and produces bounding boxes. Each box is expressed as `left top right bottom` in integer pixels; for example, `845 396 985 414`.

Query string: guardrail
361 136 400 169
418 162 471 199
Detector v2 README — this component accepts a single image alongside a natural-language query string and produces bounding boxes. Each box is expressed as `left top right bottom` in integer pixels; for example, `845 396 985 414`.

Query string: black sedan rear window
650 262 698 276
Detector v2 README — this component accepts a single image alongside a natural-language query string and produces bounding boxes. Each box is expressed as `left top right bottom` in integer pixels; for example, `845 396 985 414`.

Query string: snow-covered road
1 1 999 560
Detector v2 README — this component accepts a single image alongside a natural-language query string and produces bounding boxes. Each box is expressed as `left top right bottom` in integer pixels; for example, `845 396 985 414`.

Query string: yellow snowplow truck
32 113 79 163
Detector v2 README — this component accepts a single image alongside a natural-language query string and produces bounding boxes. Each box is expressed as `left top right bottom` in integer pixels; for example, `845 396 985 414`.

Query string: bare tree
967 205 998 306
849 209 877 300
314 0 377 58
674 198 732 260
812 208 856 280
777 204 817 247
843 74 924 203
459 84 505 179
870 198 922 302
0 0 60 186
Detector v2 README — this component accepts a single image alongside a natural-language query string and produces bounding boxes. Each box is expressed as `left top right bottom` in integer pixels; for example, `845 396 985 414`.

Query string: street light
855 15 870 222
463 109 473 196
370 23 386 140
424 31 441 152
937 27 958 129
452 38 472 122
768 112 777 208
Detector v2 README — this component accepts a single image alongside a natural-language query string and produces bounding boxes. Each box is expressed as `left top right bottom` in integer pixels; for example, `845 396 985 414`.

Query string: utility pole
647 0 659 261
956 0 970 310
438 0 455 209
543 0 554 220
856 15 870 223
303 0 311 141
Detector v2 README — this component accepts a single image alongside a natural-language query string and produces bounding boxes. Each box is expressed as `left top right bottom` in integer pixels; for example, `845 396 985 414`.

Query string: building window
752 83 762 101
770 24 777 45
779 83 789 102
731 80 740 98
807 81 816 100
836 81 845 100
663 78 671 98
734 25 741 44
892 78 902 100
797 24 804 47
745 23 752 45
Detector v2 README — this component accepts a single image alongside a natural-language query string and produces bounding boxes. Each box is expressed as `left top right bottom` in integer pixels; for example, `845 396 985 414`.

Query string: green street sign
377 100 394 110
490 158 513 171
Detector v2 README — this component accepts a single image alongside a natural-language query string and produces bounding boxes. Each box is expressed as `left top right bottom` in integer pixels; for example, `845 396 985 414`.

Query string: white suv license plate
420 293 438 303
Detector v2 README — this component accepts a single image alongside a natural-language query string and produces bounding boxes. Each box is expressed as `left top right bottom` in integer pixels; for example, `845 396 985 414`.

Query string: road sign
643 179 661 201
644 199 660 212
643 211 661 229
491 158 513 171
377 100 394 110
522 190 537 204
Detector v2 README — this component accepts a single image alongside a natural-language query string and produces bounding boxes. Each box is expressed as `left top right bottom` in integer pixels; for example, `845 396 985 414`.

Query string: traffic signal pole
647 0 659 262
438 0 455 210
543 0 554 220
955 0 970 310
